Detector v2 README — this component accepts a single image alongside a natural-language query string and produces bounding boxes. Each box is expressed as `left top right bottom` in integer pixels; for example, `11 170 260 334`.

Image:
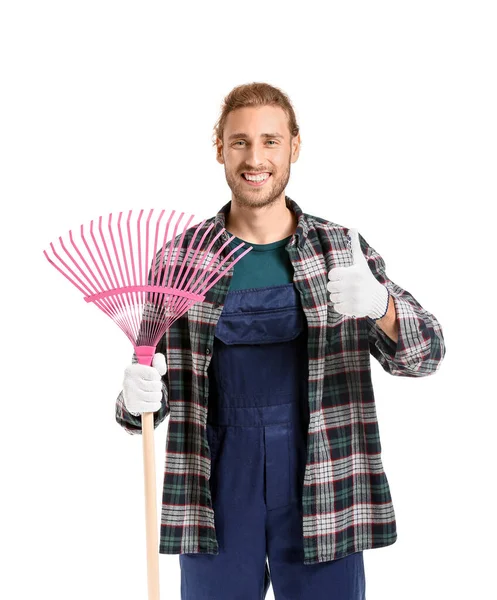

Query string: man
116 82 446 600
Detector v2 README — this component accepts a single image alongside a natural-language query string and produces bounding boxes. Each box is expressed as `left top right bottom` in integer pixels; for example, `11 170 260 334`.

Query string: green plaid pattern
115 196 446 564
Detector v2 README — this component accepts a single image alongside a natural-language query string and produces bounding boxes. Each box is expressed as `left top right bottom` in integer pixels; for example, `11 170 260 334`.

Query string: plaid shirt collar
213 195 310 250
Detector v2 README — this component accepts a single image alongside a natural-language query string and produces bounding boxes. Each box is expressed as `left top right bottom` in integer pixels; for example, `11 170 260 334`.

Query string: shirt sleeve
358 231 446 377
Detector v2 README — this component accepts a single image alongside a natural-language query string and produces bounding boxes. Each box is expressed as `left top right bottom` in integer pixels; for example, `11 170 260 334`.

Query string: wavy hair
212 82 300 147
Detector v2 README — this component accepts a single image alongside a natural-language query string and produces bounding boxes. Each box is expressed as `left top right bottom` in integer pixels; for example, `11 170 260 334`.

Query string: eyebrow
227 132 284 141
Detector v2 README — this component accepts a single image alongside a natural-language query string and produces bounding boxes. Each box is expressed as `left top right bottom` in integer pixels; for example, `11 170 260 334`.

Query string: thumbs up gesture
326 228 389 319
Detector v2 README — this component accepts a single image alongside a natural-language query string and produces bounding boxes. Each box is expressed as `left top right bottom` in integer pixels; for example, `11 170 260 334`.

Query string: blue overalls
179 283 366 599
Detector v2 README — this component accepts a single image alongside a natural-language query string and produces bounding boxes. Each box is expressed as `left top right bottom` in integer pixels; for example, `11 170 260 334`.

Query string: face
216 105 300 209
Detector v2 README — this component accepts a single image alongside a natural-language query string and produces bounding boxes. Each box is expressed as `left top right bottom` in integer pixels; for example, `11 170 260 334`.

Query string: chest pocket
214 306 304 345
210 306 306 401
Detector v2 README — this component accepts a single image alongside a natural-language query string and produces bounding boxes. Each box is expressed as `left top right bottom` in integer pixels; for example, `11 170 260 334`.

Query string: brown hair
212 82 300 148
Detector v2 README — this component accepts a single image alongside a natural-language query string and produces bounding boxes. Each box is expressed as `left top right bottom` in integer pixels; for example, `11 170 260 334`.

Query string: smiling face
216 105 300 209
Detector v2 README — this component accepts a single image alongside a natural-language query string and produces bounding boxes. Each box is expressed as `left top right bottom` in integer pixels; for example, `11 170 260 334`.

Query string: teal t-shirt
226 234 294 291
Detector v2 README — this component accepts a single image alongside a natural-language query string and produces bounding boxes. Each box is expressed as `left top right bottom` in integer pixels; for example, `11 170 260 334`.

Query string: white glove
326 228 389 320
123 353 168 416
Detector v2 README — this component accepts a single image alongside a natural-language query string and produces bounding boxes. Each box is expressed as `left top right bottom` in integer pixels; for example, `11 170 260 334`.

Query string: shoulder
303 210 378 256
305 211 347 234
302 210 350 251
166 217 217 250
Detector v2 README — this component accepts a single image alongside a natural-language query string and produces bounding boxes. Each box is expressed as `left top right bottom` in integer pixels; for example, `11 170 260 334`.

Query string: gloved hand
326 228 389 320
123 352 168 416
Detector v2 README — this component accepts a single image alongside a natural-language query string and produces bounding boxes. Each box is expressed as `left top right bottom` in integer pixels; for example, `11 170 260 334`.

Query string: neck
225 196 297 245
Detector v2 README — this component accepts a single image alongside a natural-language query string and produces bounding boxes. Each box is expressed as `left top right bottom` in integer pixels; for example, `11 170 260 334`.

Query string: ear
216 138 224 165
291 134 301 163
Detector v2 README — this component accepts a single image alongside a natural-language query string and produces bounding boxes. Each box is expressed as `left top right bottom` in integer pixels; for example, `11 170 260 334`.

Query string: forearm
375 294 398 343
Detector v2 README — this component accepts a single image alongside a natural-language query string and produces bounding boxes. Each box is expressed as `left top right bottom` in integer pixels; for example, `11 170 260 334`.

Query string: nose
244 144 266 169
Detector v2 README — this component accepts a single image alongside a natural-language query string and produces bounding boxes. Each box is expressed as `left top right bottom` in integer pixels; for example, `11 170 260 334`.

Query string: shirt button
206 348 211 355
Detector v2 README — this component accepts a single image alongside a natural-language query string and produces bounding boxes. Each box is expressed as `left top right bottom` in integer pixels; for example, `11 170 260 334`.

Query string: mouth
240 172 272 187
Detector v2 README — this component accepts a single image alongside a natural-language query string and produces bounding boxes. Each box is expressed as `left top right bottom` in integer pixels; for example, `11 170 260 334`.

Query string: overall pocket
211 307 305 401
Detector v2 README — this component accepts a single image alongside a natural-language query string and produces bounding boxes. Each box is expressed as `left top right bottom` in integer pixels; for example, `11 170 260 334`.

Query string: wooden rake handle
142 411 160 600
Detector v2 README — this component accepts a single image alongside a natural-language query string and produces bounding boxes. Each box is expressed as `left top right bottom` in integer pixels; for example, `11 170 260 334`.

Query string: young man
116 82 446 600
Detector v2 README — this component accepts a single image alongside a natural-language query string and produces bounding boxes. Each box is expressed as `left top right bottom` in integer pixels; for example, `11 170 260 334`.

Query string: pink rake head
43 208 252 366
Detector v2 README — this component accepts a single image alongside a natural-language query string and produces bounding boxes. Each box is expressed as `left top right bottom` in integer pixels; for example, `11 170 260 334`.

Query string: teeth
244 173 269 182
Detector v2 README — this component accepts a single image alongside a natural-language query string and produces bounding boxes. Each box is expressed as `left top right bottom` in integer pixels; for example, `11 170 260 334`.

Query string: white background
1 1 495 599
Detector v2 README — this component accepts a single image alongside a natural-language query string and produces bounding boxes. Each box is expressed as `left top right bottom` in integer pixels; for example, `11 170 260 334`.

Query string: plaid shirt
115 196 446 564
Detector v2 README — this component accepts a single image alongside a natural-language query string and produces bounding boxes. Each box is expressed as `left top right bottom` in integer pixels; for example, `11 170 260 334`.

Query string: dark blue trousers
179 284 366 599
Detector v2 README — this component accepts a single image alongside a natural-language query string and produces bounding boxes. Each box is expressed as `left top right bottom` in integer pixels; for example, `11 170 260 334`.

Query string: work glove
123 352 167 416
326 228 389 320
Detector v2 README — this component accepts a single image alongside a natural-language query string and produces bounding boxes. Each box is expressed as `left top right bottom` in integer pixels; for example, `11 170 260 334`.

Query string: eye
233 140 278 147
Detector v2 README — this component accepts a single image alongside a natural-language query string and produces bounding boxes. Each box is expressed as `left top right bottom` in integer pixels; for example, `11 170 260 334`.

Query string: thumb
348 228 366 266
152 352 167 376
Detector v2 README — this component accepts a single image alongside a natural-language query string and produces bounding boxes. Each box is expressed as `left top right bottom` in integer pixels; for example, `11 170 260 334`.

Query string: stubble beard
225 160 291 210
